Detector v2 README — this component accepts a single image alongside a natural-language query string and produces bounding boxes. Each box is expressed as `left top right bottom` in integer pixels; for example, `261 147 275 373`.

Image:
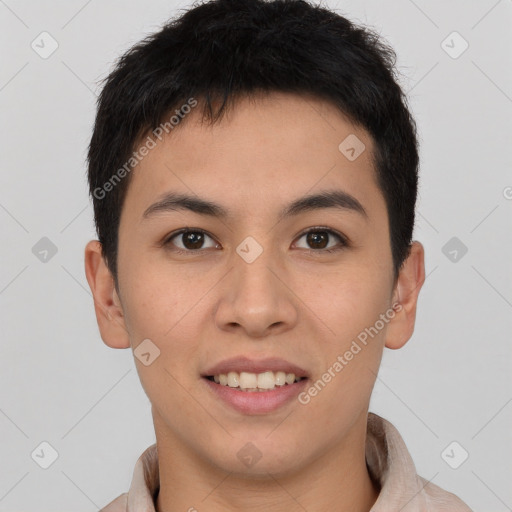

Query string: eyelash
161 226 349 255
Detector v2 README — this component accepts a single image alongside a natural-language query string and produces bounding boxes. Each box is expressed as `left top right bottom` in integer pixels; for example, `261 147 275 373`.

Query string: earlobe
84 240 131 349
384 241 425 350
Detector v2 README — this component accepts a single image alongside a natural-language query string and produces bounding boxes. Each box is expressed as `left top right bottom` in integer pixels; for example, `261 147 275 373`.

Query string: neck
153 410 380 512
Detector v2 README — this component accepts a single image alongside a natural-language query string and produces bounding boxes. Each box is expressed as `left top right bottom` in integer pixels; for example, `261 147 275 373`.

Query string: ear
84 240 131 349
384 241 425 350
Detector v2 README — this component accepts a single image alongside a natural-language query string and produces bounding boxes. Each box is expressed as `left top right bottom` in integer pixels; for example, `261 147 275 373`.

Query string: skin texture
85 92 425 512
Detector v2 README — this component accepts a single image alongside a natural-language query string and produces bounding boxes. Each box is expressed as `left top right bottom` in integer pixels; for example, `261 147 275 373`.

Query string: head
85 0 424 479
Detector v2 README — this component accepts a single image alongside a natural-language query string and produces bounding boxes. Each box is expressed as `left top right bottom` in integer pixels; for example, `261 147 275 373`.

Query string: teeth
227 371 239 388
210 371 304 391
257 371 275 390
275 371 286 386
239 371 257 389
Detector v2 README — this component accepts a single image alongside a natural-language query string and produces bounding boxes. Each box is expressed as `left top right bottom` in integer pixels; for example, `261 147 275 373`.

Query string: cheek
119 256 214 379
120 270 206 409
305 260 392 341
296 268 389 427
298 259 391 402
119 254 202 340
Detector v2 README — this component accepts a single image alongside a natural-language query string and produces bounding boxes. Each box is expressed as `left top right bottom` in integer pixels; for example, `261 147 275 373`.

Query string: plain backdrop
0 0 511 510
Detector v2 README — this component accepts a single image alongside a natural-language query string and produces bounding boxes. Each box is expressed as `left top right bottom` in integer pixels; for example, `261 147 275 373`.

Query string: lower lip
202 377 309 414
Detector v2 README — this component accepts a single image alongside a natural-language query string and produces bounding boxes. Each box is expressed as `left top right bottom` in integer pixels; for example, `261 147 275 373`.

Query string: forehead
122 92 383 222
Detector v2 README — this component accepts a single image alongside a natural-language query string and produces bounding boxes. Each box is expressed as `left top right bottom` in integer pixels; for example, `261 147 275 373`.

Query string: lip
202 356 309 378
202 376 309 414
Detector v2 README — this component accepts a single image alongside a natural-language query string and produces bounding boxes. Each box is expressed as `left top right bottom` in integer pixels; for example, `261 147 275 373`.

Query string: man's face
113 92 398 474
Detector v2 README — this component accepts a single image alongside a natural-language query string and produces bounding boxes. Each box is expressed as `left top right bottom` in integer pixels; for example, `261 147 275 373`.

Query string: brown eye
306 231 329 249
181 231 205 250
164 229 219 252
294 228 347 253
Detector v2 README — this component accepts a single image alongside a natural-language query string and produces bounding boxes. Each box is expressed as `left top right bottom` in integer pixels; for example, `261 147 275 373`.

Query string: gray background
1 0 511 510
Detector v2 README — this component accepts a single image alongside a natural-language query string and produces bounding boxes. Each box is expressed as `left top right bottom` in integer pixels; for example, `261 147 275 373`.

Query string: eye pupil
183 231 204 249
307 231 328 249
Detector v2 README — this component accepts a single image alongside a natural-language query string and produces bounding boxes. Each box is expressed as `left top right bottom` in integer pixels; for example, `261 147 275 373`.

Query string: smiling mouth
204 370 307 392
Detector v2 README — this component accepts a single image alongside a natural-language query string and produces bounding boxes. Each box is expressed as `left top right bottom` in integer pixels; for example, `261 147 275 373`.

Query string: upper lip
202 356 309 378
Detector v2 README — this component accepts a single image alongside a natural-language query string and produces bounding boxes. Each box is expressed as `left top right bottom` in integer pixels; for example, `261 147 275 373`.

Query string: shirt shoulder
100 444 159 512
99 492 128 512
366 412 473 511
419 475 473 511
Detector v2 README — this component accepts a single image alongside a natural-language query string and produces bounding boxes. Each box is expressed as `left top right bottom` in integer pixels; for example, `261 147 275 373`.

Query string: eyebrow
142 189 367 221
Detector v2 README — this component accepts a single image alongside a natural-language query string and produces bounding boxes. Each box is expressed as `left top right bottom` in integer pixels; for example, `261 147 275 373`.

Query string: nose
213 245 299 338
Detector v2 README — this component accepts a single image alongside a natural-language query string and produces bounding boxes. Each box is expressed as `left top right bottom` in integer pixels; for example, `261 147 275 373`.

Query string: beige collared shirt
100 412 473 511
